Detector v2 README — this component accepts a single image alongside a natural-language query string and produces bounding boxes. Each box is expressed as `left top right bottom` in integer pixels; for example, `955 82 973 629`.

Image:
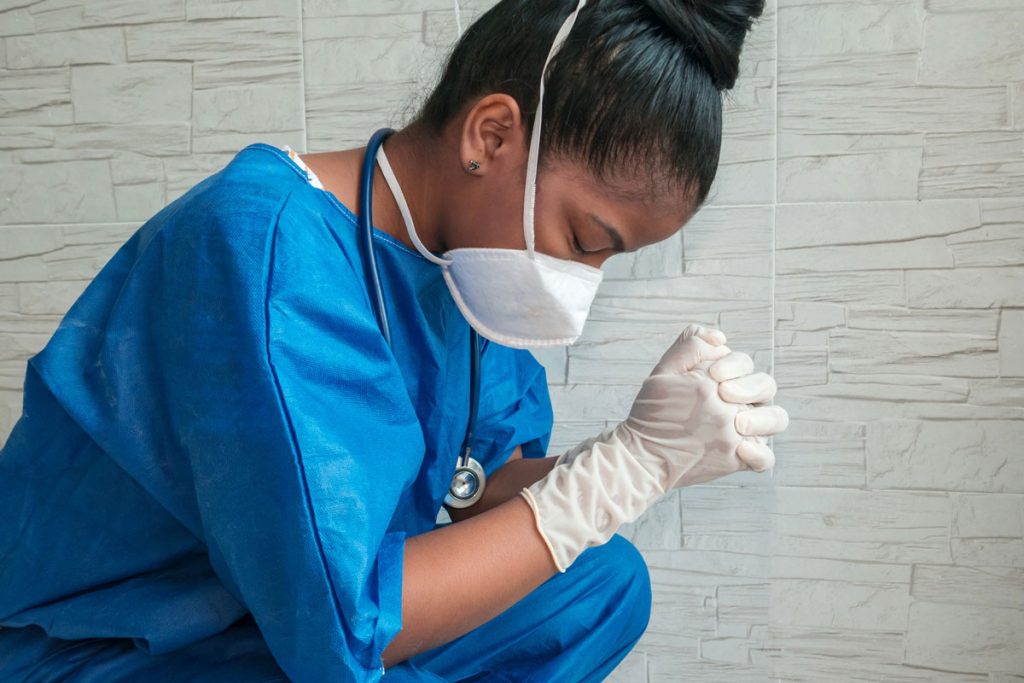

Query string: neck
373 122 452 256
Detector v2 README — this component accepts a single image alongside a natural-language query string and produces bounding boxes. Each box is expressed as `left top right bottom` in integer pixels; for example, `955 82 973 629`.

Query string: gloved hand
519 324 789 573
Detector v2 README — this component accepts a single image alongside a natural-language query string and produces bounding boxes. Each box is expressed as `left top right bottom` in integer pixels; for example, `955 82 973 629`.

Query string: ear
458 93 527 176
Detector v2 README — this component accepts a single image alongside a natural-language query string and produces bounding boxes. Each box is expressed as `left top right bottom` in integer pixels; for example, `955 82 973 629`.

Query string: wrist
519 434 665 573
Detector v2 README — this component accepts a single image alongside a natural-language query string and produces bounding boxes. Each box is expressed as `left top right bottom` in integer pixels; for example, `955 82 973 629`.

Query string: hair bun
643 0 765 91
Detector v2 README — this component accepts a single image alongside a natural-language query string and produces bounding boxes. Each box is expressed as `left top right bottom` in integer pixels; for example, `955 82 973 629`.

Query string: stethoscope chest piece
444 454 486 509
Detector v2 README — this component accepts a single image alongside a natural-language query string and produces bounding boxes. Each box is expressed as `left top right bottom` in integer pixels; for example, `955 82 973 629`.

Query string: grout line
298 0 308 152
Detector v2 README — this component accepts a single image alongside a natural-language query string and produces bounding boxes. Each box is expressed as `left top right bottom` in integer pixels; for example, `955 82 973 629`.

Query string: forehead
543 157 698 244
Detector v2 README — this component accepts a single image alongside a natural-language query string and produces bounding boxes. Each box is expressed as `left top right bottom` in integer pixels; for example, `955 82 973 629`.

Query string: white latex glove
519 324 789 572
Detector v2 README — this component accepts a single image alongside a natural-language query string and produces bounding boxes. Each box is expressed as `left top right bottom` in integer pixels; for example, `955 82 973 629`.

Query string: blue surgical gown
0 143 555 681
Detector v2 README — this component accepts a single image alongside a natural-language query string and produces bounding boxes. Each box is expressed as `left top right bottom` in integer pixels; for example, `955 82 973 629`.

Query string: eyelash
571 234 586 255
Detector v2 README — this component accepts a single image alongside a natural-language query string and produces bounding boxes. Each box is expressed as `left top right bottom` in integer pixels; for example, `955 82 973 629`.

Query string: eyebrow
589 213 636 253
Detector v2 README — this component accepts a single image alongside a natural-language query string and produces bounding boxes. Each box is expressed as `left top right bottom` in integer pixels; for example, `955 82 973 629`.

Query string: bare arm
381 449 560 668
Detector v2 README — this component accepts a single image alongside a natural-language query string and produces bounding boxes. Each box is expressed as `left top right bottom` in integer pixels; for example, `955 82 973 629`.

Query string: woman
0 0 787 680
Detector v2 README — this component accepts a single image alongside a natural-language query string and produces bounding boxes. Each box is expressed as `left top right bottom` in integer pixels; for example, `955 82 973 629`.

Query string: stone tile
71 63 192 124
680 485 772 556
52 122 190 158
28 0 186 32
304 33 433 88
0 7 34 38
772 487 951 564
904 600 1024 674
525 346 565 384
767 625 988 682
647 650 769 682
779 84 1008 135
777 237 954 273
998 310 1024 377
305 82 420 150
920 10 1024 84
605 649 647 683
829 327 999 378
847 306 999 336
125 17 298 62
779 387 1022 422
1015 83 1024 131
778 132 923 202
777 1 923 57
867 420 1024 493
951 538 1024 568
16 281 90 315
968 378 1024 407
920 131 1024 199
191 130 304 156
0 160 115 225
780 51 920 88
912 564 1024 609
773 344 827 388
770 419 866 487
680 206 772 278
194 57 302 91
192 83 304 136
5 27 125 69
946 199 1024 267
907 267 1024 308
775 302 846 332
643 548 769 586
777 200 980 248
951 493 1024 538
0 84 72 127
776 271 905 305
186 0 299 20
771 577 910 631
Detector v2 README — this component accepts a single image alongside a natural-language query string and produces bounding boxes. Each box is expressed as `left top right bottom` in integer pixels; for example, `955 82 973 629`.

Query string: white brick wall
0 1 1021 680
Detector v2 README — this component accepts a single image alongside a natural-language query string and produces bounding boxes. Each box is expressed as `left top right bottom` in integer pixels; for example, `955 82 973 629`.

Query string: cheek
453 190 525 250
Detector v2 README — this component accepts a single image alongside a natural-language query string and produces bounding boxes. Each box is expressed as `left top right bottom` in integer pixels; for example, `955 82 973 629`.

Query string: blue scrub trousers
0 534 651 682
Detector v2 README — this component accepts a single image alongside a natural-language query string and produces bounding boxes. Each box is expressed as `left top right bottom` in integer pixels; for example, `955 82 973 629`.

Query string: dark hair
414 0 765 209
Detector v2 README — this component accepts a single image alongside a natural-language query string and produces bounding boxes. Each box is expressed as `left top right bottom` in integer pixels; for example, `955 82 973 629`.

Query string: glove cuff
519 432 666 573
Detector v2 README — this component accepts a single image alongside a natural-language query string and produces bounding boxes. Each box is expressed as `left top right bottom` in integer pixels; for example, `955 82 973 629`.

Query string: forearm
445 450 559 523
381 488 558 668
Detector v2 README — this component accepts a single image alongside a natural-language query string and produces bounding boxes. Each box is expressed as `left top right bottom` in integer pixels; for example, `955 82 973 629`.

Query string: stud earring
467 160 480 172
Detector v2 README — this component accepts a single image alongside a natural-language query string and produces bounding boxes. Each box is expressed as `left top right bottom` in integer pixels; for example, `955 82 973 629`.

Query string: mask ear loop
522 0 588 259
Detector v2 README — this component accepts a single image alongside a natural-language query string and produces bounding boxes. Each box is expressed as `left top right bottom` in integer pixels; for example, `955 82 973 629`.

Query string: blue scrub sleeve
173 202 424 681
468 340 555 476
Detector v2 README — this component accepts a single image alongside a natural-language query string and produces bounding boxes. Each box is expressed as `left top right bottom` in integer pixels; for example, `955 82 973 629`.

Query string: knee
573 533 653 642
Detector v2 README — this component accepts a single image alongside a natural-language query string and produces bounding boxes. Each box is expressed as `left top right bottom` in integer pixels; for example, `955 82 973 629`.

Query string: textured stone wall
0 0 1021 680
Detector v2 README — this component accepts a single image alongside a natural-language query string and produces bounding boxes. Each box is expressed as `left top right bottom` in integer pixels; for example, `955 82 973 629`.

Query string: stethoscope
359 127 486 510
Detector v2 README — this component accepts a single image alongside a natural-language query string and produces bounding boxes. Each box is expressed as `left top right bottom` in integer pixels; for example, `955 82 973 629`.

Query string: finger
719 372 777 404
681 323 727 346
736 437 774 472
708 351 754 382
734 405 789 436
701 327 728 346
699 341 732 363
654 335 731 375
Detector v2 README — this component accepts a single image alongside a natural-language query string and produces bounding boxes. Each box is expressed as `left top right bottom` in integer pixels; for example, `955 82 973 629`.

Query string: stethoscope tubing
358 128 483 504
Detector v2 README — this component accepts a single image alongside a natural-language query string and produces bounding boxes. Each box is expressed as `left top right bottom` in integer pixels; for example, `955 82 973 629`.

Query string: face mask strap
377 145 454 267
522 0 588 259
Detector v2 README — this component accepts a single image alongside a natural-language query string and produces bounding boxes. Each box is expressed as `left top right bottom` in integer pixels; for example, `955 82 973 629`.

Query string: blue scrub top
0 143 555 681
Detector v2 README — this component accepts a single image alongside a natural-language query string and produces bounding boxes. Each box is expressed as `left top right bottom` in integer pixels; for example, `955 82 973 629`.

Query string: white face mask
376 0 602 349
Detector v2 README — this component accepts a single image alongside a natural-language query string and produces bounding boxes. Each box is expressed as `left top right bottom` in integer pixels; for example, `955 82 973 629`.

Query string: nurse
0 0 787 681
